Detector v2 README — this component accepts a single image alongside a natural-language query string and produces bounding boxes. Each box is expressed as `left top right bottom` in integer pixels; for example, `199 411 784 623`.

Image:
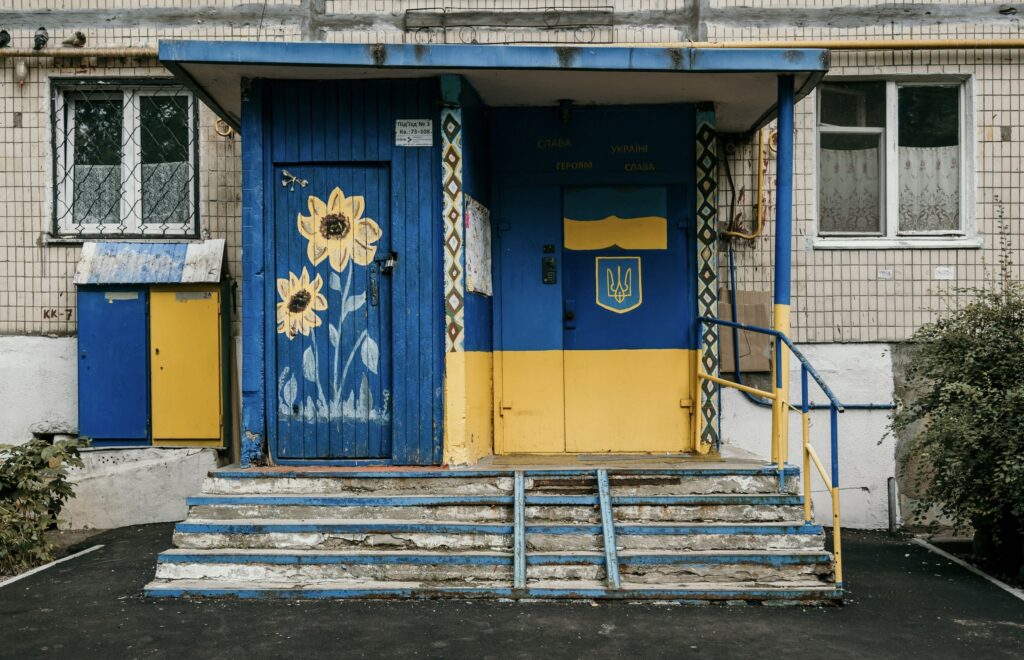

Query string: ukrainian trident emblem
595 256 642 313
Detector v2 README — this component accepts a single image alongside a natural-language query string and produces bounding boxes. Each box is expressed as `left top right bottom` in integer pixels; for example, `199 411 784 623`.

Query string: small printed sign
934 265 956 281
395 119 433 147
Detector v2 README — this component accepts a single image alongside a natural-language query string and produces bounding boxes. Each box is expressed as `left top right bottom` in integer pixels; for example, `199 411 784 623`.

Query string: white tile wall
0 1 1019 344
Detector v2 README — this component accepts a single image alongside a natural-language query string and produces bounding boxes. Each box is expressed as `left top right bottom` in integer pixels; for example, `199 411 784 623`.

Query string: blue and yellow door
495 184 696 454
270 163 393 460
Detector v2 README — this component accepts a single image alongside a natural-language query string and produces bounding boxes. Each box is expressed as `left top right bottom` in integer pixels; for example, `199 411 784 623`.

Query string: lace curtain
819 147 881 233
819 145 959 233
898 145 960 232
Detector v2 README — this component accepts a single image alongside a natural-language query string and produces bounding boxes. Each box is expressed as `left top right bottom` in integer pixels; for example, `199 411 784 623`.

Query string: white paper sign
933 265 956 281
465 195 493 296
395 119 433 147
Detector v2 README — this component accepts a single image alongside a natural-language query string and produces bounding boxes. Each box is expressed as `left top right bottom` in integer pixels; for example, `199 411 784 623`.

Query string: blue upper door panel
562 185 694 351
77 287 150 443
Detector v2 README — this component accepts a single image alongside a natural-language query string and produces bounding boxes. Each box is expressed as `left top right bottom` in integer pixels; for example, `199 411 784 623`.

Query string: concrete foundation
60 448 223 530
721 343 897 529
0 336 78 443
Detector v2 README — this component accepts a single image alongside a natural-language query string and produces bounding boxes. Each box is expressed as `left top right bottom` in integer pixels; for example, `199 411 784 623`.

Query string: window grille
52 79 200 239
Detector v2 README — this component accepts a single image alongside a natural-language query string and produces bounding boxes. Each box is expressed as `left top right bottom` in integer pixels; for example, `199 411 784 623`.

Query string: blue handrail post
830 406 839 488
772 74 796 469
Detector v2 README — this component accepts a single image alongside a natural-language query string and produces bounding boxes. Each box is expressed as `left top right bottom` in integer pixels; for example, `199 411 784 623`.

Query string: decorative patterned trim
695 108 720 451
441 107 465 353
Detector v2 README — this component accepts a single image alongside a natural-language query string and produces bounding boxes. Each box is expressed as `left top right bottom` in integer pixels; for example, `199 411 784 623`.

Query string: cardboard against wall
718 288 772 373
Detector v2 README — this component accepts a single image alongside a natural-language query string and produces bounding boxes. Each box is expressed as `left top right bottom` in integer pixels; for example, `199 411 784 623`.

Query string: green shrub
892 234 1024 556
0 437 88 575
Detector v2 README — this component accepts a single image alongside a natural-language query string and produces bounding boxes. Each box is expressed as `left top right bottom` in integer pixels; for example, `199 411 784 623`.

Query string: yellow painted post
802 413 812 522
770 346 779 464
832 489 844 586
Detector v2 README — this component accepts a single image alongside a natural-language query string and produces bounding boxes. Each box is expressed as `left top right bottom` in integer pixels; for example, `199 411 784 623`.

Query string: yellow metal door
150 286 223 445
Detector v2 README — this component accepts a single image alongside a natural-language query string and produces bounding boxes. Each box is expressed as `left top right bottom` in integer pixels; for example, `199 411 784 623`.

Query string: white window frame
52 80 198 239
812 75 979 250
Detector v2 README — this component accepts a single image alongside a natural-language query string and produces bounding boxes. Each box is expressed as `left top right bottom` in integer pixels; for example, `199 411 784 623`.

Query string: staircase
145 465 842 603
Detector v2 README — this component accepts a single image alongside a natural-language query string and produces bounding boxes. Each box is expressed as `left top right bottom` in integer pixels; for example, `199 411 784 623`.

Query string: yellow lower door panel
150 286 223 445
564 349 692 453
495 350 565 454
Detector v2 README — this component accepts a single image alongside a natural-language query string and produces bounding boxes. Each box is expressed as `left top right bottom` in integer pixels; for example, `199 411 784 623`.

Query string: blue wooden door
272 164 392 460
77 287 149 445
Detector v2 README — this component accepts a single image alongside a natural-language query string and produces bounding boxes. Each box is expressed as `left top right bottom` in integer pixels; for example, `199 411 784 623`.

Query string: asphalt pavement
1 525 1022 659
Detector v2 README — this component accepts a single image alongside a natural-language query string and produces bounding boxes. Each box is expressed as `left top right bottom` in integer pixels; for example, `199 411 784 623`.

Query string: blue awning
159 41 829 135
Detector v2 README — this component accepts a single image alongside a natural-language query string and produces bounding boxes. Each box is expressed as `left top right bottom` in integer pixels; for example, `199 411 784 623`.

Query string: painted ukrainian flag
563 187 668 251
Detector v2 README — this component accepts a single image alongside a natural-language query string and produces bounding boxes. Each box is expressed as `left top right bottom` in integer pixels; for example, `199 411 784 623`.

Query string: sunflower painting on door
275 186 389 424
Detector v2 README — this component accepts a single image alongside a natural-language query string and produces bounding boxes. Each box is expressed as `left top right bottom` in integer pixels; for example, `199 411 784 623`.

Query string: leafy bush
893 228 1024 561
0 437 87 575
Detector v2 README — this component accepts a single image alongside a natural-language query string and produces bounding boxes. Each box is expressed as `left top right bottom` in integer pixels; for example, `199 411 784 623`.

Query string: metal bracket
596 469 621 590
513 471 526 593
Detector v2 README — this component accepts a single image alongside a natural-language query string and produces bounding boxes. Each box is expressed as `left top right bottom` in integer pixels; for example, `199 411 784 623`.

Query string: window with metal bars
52 79 199 239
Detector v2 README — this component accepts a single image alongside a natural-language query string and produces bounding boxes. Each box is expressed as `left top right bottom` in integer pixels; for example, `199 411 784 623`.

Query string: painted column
440 75 494 466
772 75 795 466
695 103 720 454
240 78 266 467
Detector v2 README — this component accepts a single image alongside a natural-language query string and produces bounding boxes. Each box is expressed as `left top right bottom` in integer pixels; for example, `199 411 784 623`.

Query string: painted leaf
358 373 372 412
361 334 379 374
302 345 318 382
282 374 298 408
329 324 340 348
343 292 366 320
329 272 342 291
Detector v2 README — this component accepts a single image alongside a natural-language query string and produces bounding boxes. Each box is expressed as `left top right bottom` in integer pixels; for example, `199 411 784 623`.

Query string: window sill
42 234 203 247
810 236 983 250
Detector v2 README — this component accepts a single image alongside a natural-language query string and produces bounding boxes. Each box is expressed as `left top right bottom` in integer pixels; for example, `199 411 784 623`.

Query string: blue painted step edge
175 521 824 536
209 466 802 479
158 552 832 566
145 585 843 601
184 494 804 507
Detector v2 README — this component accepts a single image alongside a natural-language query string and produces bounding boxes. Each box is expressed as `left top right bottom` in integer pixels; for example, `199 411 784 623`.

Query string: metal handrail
698 316 844 412
695 315 845 588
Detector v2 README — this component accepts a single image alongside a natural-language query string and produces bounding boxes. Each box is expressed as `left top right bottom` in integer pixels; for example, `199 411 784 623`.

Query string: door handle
564 299 576 330
369 266 379 307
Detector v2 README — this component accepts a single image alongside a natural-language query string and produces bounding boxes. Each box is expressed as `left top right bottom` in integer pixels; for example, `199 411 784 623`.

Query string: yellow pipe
802 413 812 523
0 48 158 59
697 371 777 401
805 444 833 491
721 128 766 240
613 39 1024 51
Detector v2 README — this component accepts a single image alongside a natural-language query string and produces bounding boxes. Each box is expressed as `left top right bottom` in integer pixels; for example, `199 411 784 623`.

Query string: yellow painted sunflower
276 267 328 338
298 187 382 272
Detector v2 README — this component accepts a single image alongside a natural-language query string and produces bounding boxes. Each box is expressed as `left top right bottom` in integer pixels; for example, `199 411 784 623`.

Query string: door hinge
500 401 513 416
679 398 694 409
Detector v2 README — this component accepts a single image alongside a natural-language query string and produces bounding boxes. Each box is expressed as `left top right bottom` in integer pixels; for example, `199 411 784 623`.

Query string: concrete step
144 578 842 603
173 519 513 551
204 471 514 496
528 495 806 523
608 469 798 496
524 550 832 583
155 549 513 584
186 494 513 522
201 467 798 497
185 493 803 523
526 522 825 552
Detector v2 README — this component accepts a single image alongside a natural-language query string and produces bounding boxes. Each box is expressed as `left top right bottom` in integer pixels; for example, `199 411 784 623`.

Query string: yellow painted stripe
563 215 667 251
